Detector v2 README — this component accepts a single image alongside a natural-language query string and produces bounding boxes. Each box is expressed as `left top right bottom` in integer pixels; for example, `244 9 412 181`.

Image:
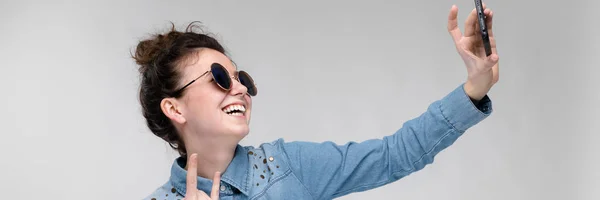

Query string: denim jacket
144 84 493 200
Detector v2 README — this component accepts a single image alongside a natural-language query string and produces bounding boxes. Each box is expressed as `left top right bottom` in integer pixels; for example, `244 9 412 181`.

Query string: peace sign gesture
183 153 222 200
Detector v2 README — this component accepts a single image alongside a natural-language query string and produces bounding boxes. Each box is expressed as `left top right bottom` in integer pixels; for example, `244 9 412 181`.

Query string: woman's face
166 48 252 140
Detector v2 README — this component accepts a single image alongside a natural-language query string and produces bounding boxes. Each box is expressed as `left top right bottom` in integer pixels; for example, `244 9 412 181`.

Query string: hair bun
131 21 212 74
132 25 183 74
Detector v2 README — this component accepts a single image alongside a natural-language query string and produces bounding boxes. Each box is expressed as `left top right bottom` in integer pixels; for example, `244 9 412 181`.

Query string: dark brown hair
132 21 226 156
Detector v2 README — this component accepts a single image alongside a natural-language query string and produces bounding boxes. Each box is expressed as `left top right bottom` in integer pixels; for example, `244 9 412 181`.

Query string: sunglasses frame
171 63 257 97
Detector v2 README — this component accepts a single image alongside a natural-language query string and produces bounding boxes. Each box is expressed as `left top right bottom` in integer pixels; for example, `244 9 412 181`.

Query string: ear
160 97 187 125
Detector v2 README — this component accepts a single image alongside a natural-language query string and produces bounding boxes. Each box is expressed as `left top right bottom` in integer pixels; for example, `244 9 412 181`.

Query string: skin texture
179 3 499 199
183 153 221 200
448 3 500 101
161 48 253 182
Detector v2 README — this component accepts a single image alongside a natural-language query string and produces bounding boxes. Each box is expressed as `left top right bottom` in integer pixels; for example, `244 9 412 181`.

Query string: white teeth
222 104 246 115
229 112 243 116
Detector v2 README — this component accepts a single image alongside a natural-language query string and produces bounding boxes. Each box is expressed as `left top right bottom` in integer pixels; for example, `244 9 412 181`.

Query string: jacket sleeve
279 84 493 200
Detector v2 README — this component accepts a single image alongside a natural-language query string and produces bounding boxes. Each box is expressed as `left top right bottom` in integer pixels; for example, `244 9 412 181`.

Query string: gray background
1 0 598 199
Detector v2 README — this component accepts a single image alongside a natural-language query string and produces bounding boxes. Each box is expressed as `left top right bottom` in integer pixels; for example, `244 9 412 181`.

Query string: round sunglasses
171 63 257 97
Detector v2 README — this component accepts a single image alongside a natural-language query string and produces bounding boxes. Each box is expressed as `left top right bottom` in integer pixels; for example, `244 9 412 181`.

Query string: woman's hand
447 3 499 101
183 153 221 200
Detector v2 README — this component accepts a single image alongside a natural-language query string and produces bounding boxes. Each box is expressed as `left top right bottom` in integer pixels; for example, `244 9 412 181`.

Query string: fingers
210 171 221 199
484 8 494 37
492 58 500 83
184 154 222 200
186 153 199 199
447 5 462 43
464 1 489 37
198 190 211 199
463 7 478 37
489 36 499 64
484 53 499 69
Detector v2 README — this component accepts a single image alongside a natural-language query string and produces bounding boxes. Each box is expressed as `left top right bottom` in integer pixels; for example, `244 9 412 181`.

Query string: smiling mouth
222 104 246 116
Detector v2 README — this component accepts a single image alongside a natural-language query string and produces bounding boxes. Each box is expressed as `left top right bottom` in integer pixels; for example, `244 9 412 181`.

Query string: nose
229 75 248 96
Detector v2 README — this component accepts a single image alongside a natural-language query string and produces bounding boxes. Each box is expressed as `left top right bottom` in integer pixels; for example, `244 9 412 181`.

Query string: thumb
484 54 499 68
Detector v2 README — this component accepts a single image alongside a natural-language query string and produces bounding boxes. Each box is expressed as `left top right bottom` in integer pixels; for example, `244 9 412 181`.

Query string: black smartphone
474 0 492 56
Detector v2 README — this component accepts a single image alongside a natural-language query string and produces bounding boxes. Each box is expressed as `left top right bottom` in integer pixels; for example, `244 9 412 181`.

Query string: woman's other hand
183 154 221 200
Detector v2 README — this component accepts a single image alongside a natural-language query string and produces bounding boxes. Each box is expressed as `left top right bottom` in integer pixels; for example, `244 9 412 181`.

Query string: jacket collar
169 145 250 196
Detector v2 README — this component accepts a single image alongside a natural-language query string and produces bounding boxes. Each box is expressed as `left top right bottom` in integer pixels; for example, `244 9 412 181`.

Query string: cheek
186 93 224 116
245 96 253 110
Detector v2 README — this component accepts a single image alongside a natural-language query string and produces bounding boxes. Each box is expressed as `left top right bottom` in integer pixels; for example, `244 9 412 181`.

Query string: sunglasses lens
239 71 257 96
211 63 232 90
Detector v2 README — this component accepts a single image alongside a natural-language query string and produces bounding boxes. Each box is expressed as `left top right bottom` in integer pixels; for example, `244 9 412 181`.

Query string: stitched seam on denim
169 179 185 197
439 100 463 133
384 128 455 176
402 129 456 176
242 146 251 194
222 176 246 195
332 128 452 197
334 129 457 197
288 166 317 200
275 140 317 200
249 169 295 200
330 137 400 197
282 145 316 200
220 162 251 194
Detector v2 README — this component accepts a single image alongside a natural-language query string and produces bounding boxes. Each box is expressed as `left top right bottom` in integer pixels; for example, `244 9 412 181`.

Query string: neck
185 137 239 180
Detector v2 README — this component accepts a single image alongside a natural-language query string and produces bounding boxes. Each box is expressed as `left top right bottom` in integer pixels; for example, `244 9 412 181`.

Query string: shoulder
250 138 325 150
244 138 335 166
240 139 287 164
242 138 288 155
243 138 312 158
142 181 182 200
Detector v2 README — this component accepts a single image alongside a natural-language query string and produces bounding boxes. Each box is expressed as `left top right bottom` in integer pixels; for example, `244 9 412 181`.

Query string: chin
227 126 250 138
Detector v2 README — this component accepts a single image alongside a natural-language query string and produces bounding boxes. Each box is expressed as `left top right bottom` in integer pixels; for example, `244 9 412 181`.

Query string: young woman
136 4 499 200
